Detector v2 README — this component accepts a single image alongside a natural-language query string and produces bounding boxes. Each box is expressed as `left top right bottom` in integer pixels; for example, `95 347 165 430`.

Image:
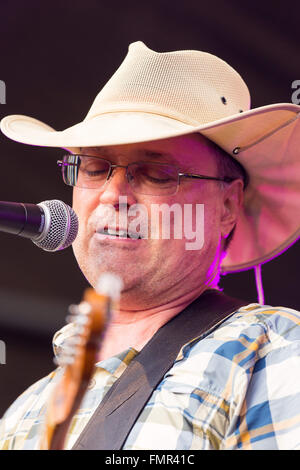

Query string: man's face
72 133 241 307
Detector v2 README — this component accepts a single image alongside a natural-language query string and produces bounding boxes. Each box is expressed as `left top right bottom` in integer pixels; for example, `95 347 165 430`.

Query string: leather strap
72 289 248 450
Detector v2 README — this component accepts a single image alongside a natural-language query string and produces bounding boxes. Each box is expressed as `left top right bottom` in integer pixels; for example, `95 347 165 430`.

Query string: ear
220 179 244 239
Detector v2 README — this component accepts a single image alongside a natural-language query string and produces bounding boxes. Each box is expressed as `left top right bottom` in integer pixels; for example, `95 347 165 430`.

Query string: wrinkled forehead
79 133 219 173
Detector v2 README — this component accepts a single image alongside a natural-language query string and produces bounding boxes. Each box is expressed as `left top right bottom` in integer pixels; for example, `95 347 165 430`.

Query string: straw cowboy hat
1 41 300 275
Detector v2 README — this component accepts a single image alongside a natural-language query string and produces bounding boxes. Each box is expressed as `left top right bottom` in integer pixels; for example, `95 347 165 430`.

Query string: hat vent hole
221 96 227 105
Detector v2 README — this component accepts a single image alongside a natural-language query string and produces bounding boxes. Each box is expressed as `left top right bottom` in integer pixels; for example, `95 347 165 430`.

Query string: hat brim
1 103 300 274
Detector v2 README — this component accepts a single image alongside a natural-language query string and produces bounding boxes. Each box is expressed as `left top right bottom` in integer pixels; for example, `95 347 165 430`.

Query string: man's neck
97 283 218 361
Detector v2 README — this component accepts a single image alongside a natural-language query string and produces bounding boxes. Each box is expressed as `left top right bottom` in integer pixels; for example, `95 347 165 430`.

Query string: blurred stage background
0 0 300 416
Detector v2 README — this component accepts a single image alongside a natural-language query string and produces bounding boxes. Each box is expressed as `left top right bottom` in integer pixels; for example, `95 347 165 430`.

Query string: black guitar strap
72 289 248 450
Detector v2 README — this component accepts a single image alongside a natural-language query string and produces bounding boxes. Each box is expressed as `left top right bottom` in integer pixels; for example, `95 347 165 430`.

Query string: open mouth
97 227 143 240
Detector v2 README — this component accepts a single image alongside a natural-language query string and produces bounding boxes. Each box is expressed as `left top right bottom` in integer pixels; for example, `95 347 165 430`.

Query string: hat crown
85 41 251 125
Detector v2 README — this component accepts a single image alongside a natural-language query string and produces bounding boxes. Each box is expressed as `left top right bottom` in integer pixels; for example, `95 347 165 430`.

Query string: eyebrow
141 150 176 161
79 147 177 162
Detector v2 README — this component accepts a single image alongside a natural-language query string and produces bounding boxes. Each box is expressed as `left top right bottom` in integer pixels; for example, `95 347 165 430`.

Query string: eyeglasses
57 154 235 196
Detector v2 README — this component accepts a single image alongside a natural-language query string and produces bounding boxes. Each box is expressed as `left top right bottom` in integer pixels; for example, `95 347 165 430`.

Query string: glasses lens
129 162 178 195
62 155 110 188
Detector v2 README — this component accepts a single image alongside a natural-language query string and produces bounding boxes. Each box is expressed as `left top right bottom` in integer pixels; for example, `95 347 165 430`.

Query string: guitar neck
39 282 117 450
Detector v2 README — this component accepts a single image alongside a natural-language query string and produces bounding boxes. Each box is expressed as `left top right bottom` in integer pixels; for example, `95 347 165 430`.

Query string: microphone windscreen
33 200 78 252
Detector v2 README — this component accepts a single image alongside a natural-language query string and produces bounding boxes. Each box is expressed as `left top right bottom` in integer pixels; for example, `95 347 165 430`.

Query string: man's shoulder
215 301 300 345
180 302 300 364
228 302 300 338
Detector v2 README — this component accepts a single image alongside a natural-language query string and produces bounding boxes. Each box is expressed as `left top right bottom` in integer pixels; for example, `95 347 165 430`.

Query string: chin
83 262 140 294
73 241 154 296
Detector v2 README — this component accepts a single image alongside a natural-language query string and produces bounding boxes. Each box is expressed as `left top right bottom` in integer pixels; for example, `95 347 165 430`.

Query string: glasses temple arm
179 173 235 183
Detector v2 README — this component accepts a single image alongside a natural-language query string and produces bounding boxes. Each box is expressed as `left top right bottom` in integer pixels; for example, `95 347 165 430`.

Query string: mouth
96 226 143 240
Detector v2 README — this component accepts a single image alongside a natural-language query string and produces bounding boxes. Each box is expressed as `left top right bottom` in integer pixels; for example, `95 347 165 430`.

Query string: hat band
85 102 234 127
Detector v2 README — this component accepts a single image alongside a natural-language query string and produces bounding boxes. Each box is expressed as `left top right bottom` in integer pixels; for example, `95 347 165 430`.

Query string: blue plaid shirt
1 301 300 450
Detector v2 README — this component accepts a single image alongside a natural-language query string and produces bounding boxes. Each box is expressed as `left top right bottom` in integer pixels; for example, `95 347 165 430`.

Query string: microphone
0 200 78 252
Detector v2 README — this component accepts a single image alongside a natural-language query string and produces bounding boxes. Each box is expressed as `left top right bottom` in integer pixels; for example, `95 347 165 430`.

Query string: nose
98 165 137 208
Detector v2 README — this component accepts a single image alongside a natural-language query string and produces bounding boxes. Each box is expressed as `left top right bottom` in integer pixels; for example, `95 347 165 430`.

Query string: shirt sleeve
222 338 300 449
0 369 58 450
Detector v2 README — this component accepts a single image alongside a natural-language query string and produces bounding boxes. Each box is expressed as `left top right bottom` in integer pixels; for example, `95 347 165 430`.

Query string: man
1 41 300 450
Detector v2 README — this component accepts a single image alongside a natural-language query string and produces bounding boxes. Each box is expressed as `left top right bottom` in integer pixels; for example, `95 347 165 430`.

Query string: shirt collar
52 323 138 379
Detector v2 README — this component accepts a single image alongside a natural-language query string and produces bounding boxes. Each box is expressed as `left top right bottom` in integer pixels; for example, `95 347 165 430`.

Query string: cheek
73 188 99 222
73 188 88 217
72 189 97 247
181 189 222 249
203 198 224 253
